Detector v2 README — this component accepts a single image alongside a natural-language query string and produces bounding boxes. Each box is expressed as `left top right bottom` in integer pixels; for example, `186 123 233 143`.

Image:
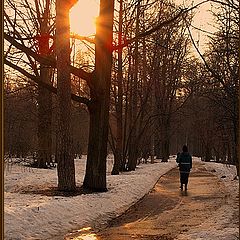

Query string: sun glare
70 0 99 36
68 227 98 240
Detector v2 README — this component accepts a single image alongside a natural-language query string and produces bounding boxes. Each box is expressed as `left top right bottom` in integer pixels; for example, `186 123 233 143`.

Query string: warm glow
69 227 98 240
73 234 97 240
77 227 92 232
70 0 99 36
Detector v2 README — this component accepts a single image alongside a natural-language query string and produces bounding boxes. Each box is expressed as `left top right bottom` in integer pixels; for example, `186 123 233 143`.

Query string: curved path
65 161 228 240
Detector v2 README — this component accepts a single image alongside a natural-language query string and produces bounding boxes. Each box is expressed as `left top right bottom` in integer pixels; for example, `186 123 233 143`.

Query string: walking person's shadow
180 190 188 196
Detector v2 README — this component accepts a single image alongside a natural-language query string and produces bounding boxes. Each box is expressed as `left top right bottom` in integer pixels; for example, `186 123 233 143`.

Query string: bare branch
71 34 95 44
5 59 91 105
4 33 93 82
186 24 235 98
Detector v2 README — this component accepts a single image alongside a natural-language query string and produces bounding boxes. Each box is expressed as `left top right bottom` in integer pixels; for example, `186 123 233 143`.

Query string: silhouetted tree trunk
127 0 140 171
56 0 76 191
150 86 155 164
37 70 52 168
37 0 52 168
112 0 123 175
83 0 114 191
162 117 170 162
232 101 239 175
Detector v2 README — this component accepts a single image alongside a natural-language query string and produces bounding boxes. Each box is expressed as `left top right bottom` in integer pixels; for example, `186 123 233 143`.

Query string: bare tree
4 0 201 191
187 0 239 175
4 0 55 168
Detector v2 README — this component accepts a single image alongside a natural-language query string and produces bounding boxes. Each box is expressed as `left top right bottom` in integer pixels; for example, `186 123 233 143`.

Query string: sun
70 0 99 36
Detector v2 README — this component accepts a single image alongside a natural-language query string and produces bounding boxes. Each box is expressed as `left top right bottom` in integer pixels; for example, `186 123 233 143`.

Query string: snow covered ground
4 156 239 240
4 155 177 240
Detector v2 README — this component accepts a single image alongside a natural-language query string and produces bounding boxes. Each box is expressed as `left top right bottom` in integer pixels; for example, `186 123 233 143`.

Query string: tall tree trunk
127 0 140 171
162 117 170 162
112 0 123 175
83 0 114 191
237 94 240 177
37 70 52 168
155 138 161 159
37 1 52 168
205 143 212 162
122 47 133 171
150 72 155 164
56 0 76 191
233 100 239 176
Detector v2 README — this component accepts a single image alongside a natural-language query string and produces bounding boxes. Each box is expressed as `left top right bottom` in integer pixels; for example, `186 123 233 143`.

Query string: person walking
176 145 192 191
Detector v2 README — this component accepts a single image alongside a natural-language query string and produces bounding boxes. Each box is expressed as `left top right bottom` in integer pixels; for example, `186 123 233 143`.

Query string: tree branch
186 24 234 98
4 33 92 83
113 8 187 50
71 34 95 44
4 59 91 105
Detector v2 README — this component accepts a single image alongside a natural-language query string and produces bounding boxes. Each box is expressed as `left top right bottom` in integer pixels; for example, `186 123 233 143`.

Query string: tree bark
232 99 239 176
83 0 114 191
37 70 52 168
56 0 76 191
112 0 123 175
127 0 140 171
36 1 52 168
162 117 170 162
150 66 155 164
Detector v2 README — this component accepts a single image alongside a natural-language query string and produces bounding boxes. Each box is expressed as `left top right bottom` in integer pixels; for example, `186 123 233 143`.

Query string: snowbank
4 155 177 240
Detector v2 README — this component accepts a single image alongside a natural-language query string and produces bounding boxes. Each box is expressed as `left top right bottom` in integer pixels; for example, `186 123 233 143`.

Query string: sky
70 0 99 36
69 0 216 54
186 0 217 52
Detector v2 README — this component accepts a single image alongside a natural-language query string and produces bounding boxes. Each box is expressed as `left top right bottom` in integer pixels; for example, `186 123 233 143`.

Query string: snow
4 156 239 240
4 155 176 240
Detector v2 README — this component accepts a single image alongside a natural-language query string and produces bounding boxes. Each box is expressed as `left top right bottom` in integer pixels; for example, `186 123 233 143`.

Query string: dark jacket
176 152 192 172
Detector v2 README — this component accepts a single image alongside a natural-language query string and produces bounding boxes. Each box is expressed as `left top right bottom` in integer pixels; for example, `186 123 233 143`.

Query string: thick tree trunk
56 0 76 191
215 149 220 162
226 142 232 163
204 144 212 162
83 0 114 191
84 99 109 191
162 138 170 162
155 138 162 159
35 1 52 168
127 138 138 171
37 72 52 168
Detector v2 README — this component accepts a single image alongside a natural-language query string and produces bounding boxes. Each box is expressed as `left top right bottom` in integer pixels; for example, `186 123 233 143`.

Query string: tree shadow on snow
19 186 95 197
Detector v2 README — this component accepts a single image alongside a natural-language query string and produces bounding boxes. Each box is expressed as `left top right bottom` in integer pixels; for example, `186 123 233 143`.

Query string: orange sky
182 0 216 52
70 0 99 36
69 0 215 53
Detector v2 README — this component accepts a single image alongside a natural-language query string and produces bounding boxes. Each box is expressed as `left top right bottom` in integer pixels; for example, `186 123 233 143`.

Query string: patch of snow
4 157 238 240
4 155 177 240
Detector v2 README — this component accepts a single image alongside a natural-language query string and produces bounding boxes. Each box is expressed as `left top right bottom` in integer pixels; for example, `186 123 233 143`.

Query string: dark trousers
180 172 190 185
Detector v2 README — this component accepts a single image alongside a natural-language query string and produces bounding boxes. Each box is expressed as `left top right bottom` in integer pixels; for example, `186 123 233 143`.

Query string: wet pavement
64 161 227 240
